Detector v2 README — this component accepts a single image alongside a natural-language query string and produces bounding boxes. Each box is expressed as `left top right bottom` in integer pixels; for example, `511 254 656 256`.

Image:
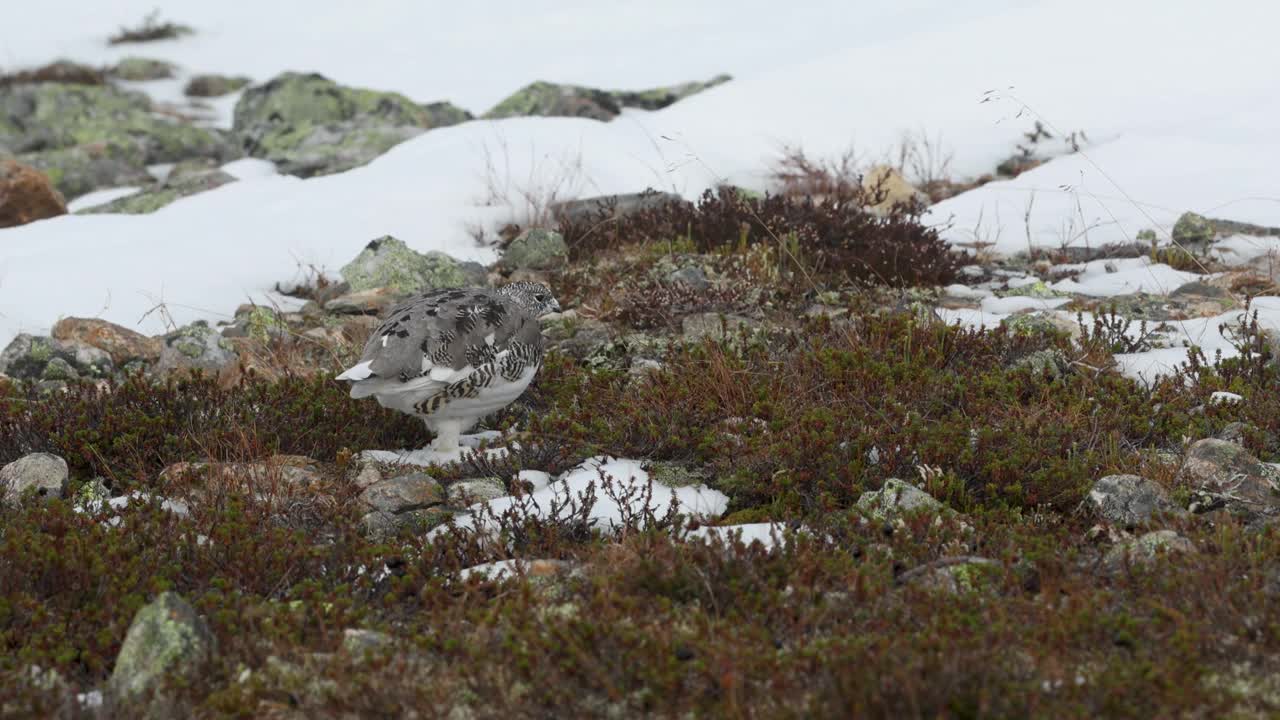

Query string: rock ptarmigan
336 281 560 454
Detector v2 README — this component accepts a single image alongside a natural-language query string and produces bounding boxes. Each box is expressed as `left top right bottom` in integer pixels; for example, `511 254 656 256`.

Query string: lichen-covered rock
1181 438 1280 524
78 163 236 214
485 75 730 121
446 477 507 506
360 473 445 514
1087 474 1181 529
0 159 66 227
1001 311 1081 341
681 313 758 342
184 74 251 98
232 72 470 177
856 478 950 522
108 592 215 707
501 228 569 271
0 83 239 167
361 506 451 541
550 190 684 225
1009 348 1071 378
1103 530 1196 573
112 57 174 81
51 316 162 366
154 322 240 386
1171 211 1215 248
220 305 288 342
19 141 155 200
0 333 114 381
1 453 69 504
340 235 485 293
902 557 1000 595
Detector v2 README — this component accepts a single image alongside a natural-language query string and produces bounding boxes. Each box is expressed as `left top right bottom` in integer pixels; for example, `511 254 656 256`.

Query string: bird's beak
549 298 562 312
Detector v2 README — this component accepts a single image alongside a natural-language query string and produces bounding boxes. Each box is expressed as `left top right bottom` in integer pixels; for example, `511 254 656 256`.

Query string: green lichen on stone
113 57 175 81
1172 212 1214 247
997 280 1066 299
240 306 287 342
501 228 569 271
109 592 215 700
340 235 479 293
19 141 153 200
485 74 731 121
40 357 78 381
856 478 948 522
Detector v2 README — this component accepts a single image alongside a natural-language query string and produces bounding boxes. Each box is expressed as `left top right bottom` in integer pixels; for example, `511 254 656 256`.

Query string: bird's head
498 280 561 317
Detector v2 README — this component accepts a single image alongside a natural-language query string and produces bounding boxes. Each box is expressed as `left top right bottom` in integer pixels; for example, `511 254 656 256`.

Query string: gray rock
341 629 395 658
1087 474 1180 529
1181 438 1280 524
1103 530 1197 573
484 75 730 121
551 190 683 225
1171 211 1215 249
667 266 710 291
18 142 155 200
1009 348 1071 378
79 164 236 215
1 453 69 504
856 478 949 522
681 313 757 342
340 235 485 294
900 556 1000 595
360 473 445 514
232 72 470 177
360 506 451 541
501 228 569 272
112 57 175 81
109 592 215 704
184 74 251 98
446 477 507 506
154 322 239 381
0 333 114 381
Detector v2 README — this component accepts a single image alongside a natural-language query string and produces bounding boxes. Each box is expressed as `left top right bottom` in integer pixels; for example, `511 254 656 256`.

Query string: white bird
336 281 560 454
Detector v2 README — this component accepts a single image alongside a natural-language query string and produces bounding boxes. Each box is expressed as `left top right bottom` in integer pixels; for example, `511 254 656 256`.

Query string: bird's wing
337 288 539 392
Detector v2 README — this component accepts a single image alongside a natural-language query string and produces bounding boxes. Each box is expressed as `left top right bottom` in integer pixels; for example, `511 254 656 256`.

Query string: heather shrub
557 187 959 287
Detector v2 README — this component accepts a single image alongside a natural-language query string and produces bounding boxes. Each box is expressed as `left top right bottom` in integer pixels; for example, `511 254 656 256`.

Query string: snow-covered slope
2 0 1279 346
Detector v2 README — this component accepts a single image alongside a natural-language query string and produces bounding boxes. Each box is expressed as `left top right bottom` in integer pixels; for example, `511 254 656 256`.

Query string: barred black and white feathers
336 281 559 454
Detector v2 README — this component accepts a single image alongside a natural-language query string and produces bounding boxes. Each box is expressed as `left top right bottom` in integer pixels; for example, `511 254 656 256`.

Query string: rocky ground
3 37 1280 720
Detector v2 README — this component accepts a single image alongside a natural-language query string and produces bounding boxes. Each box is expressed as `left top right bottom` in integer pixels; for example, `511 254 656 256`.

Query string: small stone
446 478 507 506
901 557 1000 595
360 473 445 514
1171 212 1215 248
52 317 162 365
112 57 175 81
353 463 383 490
340 236 484 294
1 453 70 504
0 159 67 228
154 322 240 387
361 506 451 541
501 228 569 272
667 266 710 291
1103 530 1196 573
184 74 251 98
1086 474 1180 529
856 478 949 522
109 592 216 704
681 313 756 342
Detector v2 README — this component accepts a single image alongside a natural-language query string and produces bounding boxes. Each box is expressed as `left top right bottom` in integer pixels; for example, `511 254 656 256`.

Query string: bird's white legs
429 418 464 455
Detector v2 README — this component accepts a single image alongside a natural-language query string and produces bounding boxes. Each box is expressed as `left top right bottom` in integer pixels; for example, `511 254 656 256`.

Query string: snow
66 186 142 212
440 456 729 538
2 0 1279 371
1049 258 1203 297
688 523 790 550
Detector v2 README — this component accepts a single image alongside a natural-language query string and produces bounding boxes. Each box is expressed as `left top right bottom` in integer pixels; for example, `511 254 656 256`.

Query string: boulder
0 159 66 227
51 317 162 365
19 141 155 200
184 74 251 98
1 453 69 504
78 164 236 214
446 477 507 506
1171 211 1215 249
1086 474 1181 529
0 333 114 382
500 228 569 271
109 592 216 708
232 72 470 177
111 57 174 81
359 473 445 514
340 235 485 293
681 313 758 342
485 74 730 121
154 322 240 386
1103 530 1197 574
1181 438 1280 525
856 478 951 522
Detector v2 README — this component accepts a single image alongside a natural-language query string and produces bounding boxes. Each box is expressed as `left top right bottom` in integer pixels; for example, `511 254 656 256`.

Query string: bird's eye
535 293 548 302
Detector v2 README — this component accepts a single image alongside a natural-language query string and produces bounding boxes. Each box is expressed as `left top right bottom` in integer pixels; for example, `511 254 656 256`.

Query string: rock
323 287 405 316
232 72 470 177
0 60 105 86
856 478 950 522
160 456 323 499
154 322 240 386
340 236 485 294
1087 474 1181 529
1103 530 1196 573
0 159 66 227
183 74 251 98
862 165 929 215
1181 439 1280 524
900 556 1000 595
446 478 507 506
361 506 451 541
1009 348 1071 378
543 314 614 360
0 83 239 185
341 629 395 658
0 333 114 381
1171 211 1215 249
550 190 683 225
667 266 711 291
1170 280 1230 299
19 141 155 200
501 228 569 272
1217 422 1253 446
111 57 174 81
360 473 445 514
485 75 730 121
51 317 162 366
221 305 289 342
109 592 215 707
681 313 757 342
1 453 69 504
79 164 236 214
